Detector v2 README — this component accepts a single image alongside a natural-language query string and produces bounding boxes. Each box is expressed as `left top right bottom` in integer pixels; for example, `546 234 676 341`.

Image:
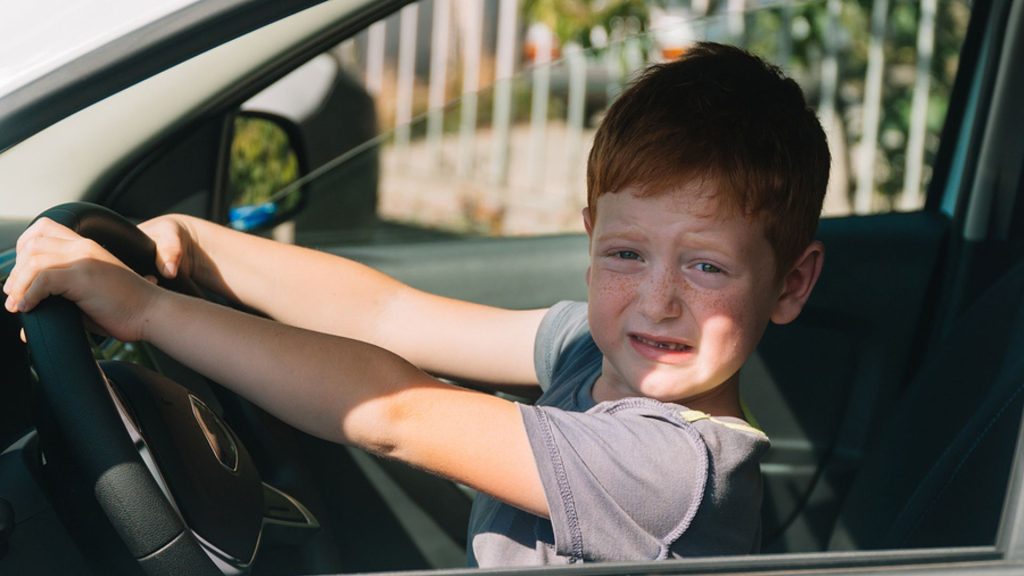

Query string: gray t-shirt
467 301 770 567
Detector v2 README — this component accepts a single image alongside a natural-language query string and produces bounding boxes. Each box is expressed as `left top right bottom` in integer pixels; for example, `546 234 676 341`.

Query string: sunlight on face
585 182 783 409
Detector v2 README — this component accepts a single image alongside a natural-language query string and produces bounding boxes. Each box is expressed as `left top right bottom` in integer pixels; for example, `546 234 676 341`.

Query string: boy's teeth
637 336 688 351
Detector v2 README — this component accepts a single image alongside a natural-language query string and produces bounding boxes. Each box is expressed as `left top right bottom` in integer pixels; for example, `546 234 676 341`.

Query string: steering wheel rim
21 203 227 575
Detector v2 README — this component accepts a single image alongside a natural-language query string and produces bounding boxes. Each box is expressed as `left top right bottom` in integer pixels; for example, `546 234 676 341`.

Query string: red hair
586 42 830 273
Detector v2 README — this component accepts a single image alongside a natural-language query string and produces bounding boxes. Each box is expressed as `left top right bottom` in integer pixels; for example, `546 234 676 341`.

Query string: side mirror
226 113 304 232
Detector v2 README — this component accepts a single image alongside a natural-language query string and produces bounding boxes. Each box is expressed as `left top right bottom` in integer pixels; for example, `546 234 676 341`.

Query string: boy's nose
637 268 684 322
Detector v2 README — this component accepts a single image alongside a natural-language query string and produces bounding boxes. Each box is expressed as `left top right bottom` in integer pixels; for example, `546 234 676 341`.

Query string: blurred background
229 0 971 244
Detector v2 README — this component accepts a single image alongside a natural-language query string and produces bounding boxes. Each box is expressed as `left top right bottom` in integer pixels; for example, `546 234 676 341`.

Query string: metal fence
330 0 968 235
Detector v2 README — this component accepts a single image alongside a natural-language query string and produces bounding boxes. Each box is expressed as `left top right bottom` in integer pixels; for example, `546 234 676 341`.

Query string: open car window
214 0 1024 569
229 0 972 247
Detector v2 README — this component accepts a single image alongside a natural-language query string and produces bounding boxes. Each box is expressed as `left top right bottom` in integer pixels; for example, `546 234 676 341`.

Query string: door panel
102 115 228 221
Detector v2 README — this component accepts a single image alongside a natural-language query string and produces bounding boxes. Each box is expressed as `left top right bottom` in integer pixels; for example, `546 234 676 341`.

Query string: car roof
0 0 204 100
0 0 329 154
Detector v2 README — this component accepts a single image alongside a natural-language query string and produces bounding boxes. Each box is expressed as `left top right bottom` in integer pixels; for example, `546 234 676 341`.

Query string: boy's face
584 182 787 406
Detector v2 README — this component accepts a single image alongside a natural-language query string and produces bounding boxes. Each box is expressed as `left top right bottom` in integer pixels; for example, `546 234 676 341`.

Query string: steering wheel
20 203 273 575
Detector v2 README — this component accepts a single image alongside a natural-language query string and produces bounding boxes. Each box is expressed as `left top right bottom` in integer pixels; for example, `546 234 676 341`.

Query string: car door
2 0 1023 573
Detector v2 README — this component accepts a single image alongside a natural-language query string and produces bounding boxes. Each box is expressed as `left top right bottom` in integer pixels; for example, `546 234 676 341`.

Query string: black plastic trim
137 530 222 576
939 0 1013 222
924 0 998 214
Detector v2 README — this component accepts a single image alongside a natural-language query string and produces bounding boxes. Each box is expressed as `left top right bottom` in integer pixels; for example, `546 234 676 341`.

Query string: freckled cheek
589 273 642 310
691 294 759 354
588 274 641 353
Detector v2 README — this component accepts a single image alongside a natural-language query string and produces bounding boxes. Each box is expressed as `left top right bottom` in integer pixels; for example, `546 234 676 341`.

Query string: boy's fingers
18 268 71 313
15 229 73 262
5 225 134 317
16 218 78 253
4 251 68 308
19 327 25 344
152 238 182 279
138 219 182 278
5 234 78 290
159 251 179 279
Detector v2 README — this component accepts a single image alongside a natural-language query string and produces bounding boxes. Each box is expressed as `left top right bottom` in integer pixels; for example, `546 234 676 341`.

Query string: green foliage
522 0 658 47
841 0 966 201
228 116 300 208
747 0 968 203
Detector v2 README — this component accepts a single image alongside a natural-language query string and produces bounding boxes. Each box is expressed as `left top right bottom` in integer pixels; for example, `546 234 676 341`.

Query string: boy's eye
695 262 722 274
615 250 642 261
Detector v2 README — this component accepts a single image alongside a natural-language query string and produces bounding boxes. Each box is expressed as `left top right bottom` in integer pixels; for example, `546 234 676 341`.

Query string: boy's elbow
339 376 431 459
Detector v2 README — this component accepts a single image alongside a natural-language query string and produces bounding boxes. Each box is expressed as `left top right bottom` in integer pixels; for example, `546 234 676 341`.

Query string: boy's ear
770 241 824 325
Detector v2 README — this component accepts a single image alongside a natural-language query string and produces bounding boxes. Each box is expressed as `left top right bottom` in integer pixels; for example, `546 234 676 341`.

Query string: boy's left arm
4 220 550 519
149 290 550 518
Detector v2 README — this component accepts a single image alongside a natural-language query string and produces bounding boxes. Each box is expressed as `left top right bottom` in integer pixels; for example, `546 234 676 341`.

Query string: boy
4 42 828 565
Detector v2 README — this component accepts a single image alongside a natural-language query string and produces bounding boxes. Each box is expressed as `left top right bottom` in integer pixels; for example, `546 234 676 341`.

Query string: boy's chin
595 363 732 404
633 371 739 407
632 378 713 405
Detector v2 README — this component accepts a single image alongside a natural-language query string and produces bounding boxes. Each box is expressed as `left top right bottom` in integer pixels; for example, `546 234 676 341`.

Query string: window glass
243 0 972 246
220 0 1018 566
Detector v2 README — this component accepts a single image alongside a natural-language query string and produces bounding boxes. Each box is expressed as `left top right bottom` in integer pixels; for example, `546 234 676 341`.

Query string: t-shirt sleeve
518 398 708 562
533 301 590 392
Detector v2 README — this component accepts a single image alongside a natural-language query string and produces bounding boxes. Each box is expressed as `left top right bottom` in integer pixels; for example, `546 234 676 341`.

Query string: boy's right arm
140 215 547 389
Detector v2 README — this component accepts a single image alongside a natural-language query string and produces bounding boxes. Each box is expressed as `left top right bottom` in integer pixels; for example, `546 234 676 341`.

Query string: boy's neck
679 375 744 419
592 373 745 419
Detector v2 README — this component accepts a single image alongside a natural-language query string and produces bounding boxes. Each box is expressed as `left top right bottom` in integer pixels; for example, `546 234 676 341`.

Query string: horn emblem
190 395 240 472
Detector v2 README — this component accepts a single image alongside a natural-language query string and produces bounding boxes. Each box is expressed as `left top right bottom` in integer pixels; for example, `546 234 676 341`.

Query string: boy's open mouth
630 334 693 352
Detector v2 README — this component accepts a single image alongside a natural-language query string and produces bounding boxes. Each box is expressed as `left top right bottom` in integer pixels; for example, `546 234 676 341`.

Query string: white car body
0 0 366 219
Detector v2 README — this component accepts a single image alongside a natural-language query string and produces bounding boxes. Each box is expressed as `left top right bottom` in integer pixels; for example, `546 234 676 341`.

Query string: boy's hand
3 217 162 343
138 214 201 281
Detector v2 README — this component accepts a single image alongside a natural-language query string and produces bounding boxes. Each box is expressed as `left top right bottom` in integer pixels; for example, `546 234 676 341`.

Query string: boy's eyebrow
593 228 647 242
596 221 729 243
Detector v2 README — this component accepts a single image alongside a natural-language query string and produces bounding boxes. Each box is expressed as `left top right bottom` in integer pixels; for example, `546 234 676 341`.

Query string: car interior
1 0 1023 574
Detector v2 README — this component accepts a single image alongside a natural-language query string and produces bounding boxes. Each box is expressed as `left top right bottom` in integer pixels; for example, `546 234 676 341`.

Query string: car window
231 0 971 247
231 0 1022 561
